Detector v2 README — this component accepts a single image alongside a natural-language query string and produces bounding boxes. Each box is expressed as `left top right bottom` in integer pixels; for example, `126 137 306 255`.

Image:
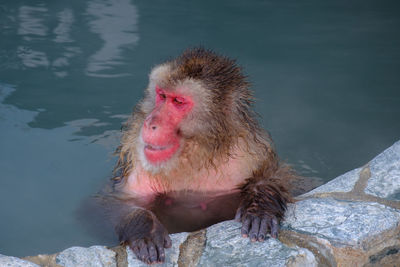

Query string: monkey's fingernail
242 234 248 238
258 234 265 241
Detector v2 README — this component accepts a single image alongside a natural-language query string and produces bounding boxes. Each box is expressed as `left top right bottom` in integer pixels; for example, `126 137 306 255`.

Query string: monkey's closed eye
156 88 166 102
173 97 188 109
173 97 185 105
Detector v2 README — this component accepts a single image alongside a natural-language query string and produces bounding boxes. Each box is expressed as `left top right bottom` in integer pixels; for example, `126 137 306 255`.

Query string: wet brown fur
106 48 296 264
113 48 285 185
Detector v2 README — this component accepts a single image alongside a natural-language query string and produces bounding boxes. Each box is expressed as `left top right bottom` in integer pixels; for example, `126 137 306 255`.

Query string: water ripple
85 0 139 77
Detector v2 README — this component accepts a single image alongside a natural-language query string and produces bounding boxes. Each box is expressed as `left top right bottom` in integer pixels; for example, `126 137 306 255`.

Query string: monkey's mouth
145 144 172 151
143 142 180 163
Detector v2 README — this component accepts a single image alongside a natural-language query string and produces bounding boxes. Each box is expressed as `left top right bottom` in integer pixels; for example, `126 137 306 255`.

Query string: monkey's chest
124 155 254 194
151 191 240 233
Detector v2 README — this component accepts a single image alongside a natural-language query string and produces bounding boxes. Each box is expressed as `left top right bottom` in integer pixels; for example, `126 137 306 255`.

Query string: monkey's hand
117 209 172 264
235 180 289 241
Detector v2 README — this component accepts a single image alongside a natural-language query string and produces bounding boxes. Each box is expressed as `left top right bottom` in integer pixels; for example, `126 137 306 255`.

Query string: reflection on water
1 0 400 258
53 9 74 43
1 0 140 256
17 46 49 68
86 0 139 77
4 0 141 132
18 5 48 38
17 5 50 67
16 0 139 78
52 8 77 77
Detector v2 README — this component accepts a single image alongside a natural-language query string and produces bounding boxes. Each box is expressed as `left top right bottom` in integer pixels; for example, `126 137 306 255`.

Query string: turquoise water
1 0 400 257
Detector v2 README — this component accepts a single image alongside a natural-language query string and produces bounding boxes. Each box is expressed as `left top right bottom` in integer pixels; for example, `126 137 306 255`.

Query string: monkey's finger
151 234 166 262
269 217 279 238
156 244 165 262
258 218 269 241
138 240 150 263
234 207 243 222
130 242 140 259
147 241 158 263
249 217 261 242
164 234 172 248
241 215 252 238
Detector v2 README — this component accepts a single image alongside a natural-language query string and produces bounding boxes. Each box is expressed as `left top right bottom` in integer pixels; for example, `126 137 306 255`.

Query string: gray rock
302 167 361 196
365 140 400 199
126 232 188 267
198 221 317 267
56 246 116 267
0 254 39 267
284 197 400 248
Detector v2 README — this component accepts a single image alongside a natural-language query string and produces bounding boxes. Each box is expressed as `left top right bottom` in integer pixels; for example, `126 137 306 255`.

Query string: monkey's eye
156 88 166 102
173 97 185 106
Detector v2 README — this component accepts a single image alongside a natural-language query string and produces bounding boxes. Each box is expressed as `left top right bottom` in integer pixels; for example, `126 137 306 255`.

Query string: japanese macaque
102 48 295 264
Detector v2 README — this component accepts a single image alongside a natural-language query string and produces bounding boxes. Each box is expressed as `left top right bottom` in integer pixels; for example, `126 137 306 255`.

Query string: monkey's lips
145 144 171 151
144 142 180 163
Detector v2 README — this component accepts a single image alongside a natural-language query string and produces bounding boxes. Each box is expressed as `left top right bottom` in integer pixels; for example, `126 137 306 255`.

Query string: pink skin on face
141 85 193 164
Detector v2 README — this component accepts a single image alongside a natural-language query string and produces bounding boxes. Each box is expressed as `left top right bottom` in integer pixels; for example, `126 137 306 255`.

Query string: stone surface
284 198 400 248
198 221 317 267
56 246 116 267
302 167 361 196
283 197 400 266
126 232 188 267
0 254 40 267
365 140 400 200
23 253 59 267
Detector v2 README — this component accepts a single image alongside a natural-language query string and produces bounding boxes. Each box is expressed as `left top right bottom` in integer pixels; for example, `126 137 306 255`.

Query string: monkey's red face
141 85 193 165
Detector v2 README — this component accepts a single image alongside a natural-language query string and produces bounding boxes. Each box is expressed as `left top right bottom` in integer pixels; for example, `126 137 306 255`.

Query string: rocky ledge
2 140 399 267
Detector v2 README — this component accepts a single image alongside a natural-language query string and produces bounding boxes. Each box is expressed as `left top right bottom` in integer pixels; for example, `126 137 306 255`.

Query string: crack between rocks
351 164 372 196
279 230 336 267
297 191 400 211
284 224 350 248
296 164 400 210
285 162 400 266
109 245 128 267
281 225 400 267
22 253 62 267
177 229 207 267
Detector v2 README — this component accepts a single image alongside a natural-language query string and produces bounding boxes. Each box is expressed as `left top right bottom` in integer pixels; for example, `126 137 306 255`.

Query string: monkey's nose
151 126 157 130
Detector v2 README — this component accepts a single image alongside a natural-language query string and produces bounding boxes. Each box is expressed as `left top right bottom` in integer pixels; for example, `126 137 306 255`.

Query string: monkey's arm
235 163 293 241
99 189 171 264
116 208 171 264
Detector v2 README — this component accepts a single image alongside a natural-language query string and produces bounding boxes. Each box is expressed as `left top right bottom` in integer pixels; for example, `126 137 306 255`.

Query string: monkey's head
129 48 257 174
